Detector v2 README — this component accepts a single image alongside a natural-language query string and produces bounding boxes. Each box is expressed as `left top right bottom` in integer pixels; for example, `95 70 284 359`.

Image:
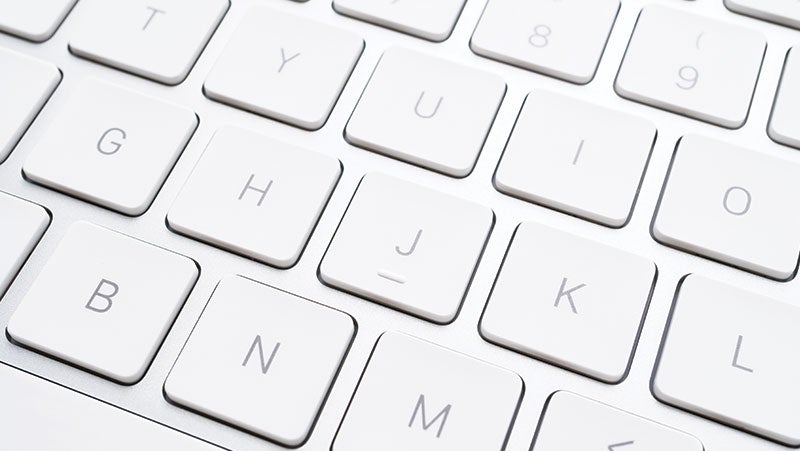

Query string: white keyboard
0 0 799 450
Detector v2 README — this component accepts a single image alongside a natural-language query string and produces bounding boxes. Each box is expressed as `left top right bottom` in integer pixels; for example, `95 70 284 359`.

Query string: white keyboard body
1 0 799 450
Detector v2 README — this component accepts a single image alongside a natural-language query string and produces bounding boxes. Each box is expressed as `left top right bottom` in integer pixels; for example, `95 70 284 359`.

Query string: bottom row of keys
4 219 799 447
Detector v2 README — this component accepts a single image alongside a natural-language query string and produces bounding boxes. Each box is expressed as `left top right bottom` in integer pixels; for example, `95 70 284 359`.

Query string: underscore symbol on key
396 229 423 256
732 334 754 373
608 441 635 450
377 270 406 284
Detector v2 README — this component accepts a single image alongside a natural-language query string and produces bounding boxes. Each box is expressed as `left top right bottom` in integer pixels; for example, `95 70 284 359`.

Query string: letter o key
723 186 751 216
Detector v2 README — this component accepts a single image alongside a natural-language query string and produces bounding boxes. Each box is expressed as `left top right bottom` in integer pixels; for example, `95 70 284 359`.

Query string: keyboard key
333 332 522 451
495 91 655 227
319 173 493 323
165 276 354 447
653 135 800 280
204 7 363 130
533 391 703 451
7 221 198 384
0 48 61 164
769 48 800 149
68 0 229 84
471 0 620 84
168 127 341 268
653 275 800 446
615 5 765 128
0 192 49 297
481 222 655 383
23 78 198 216
0 0 76 42
346 47 505 177
725 0 800 30
0 363 218 450
333 0 465 42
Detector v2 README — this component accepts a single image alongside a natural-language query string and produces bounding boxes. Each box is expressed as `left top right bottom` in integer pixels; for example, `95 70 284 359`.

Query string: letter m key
408 394 452 438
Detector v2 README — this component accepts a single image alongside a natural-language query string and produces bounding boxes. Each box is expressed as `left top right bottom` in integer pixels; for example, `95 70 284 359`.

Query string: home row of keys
7 74 800 283
6 217 799 447
1 1 794 133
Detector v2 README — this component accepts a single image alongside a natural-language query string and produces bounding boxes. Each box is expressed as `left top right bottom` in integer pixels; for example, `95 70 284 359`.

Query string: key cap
0 0 76 42
769 48 800 149
168 127 341 268
653 134 800 280
23 78 198 216
68 0 228 84
0 192 49 297
615 5 765 128
653 275 800 446
7 221 198 384
334 332 522 451
0 363 219 451
725 0 800 30
495 91 655 227
533 391 703 451
481 222 655 383
319 173 493 323
166 276 354 447
471 0 620 84
204 7 363 130
0 48 61 164
345 47 505 177
333 0 465 42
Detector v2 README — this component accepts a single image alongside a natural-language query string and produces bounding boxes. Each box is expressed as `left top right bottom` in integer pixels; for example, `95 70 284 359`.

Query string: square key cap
168 127 341 268
23 78 197 216
7 221 198 384
334 332 522 451
165 276 354 447
69 0 229 84
319 173 493 323
346 47 505 177
204 7 364 130
616 5 765 128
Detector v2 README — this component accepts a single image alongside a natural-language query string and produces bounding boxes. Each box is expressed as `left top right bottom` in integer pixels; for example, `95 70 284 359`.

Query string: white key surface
333 332 522 451
653 134 800 280
7 221 198 384
319 173 493 323
0 48 61 164
165 276 354 447
333 0 465 42
495 91 655 227
346 47 505 177
653 275 800 446
0 0 76 42
23 78 198 216
725 0 800 30
533 391 703 451
471 0 620 84
0 362 220 451
204 7 364 130
481 222 655 383
68 0 228 84
0 192 49 297
168 127 341 268
769 48 800 149
615 5 765 128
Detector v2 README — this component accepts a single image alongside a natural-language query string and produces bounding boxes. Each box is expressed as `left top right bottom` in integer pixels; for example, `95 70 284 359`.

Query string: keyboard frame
0 0 797 450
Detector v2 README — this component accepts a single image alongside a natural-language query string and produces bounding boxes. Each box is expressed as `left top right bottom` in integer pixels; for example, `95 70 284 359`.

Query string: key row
5 60 800 280
2 216 798 446
1 2 797 133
